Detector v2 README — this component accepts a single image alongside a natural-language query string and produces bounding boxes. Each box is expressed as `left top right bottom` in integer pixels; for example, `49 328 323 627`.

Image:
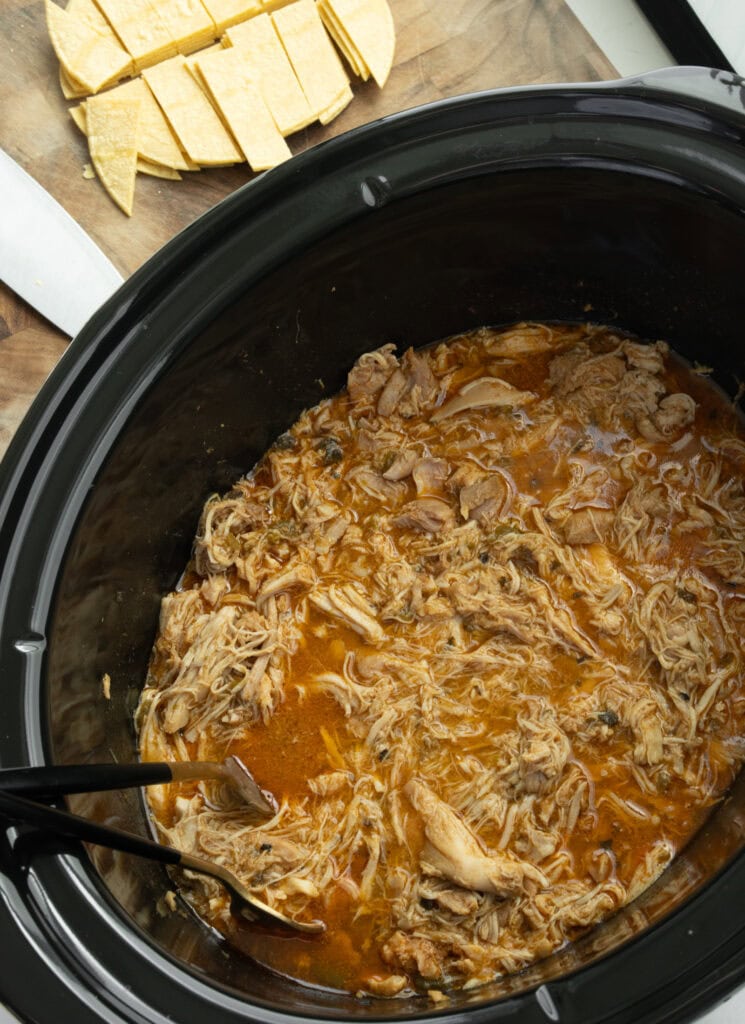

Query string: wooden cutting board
0 0 617 458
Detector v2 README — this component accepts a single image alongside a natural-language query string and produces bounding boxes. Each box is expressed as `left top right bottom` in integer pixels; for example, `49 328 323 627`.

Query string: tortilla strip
60 66 88 100
318 84 353 125
95 0 178 71
69 102 87 134
186 46 247 140
66 0 139 79
271 0 349 120
224 14 315 135
143 55 242 166
317 0 367 79
46 0 133 94
138 81 195 170
186 43 225 65
157 0 217 55
86 83 142 215
196 46 291 171
137 159 183 180
201 0 262 33
325 0 395 88
66 0 119 40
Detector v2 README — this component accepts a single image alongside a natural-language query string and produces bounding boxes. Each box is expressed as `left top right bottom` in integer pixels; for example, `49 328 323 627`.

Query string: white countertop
3 3 744 1023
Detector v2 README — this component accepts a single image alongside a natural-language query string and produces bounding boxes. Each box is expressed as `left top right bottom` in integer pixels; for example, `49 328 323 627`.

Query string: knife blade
0 148 124 338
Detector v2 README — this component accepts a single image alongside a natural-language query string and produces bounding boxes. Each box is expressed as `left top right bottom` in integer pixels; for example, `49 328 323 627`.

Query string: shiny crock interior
46 166 745 1016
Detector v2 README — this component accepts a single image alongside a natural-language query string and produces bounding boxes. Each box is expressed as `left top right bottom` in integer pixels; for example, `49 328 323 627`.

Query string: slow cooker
2 65 745 1024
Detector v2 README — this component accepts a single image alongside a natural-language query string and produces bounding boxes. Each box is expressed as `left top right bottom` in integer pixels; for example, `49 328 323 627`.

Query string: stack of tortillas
46 0 395 215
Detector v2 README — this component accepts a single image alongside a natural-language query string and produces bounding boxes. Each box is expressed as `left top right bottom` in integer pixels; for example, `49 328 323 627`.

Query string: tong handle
0 788 181 866
0 762 174 801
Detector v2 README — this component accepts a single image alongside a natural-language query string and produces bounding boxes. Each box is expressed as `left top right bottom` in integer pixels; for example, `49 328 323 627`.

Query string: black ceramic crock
2 66 745 1024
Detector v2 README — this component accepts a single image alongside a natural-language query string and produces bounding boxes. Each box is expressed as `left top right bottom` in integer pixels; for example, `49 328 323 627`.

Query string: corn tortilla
95 0 178 71
143 55 242 166
224 14 314 135
46 0 132 94
59 66 88 99
196 46 291 171
271 0 349 120
138 81 195 170
137 159 183 179
318 83 353 125
326 0 395 88
201 0 262 33
157 0 216 55
86 85 142 215
317 0 368 79
69 81 191 172
68 102 87 134
66 0 121 45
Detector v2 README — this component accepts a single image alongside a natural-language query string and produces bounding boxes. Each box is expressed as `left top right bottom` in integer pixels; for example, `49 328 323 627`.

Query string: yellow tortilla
317 0 367 79
95 0 178 70
86 84 142 215
69 102 87 134
185 47 241 140
143 55 242 166
45 0 133 94
137 159 182 179
325 0 395 88
224 14 315 135
185 42 224 77
201 0 262 33
69 80 191 172
138 81 194 170
157 0 216 55
196 46 291 171
59 66 88 99
271 0 349 120
66 0 119 41
318 83 353 125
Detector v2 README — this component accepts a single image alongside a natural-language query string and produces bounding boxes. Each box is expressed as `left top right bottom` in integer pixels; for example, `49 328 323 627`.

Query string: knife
0 148 124 338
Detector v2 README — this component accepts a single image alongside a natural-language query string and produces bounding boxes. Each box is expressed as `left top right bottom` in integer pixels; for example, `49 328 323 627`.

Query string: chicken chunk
563 508 615 546
412 458 450 495
393 498 455 533
378 348 439 418
637 393 696 442
382 450 418 481
347 344 399 405
432 377 536 422
458 474 507 523
365 974 409 996
381 931 443 980
404 780 548 896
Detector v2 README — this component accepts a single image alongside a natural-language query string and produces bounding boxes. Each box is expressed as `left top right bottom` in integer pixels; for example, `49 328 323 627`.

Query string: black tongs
0 760 324 934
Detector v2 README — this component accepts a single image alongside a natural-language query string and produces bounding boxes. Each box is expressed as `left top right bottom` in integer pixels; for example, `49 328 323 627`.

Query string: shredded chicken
139 322 745 1000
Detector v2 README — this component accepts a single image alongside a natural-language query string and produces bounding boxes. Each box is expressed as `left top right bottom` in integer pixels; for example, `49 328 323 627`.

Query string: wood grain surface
0 0 617 459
